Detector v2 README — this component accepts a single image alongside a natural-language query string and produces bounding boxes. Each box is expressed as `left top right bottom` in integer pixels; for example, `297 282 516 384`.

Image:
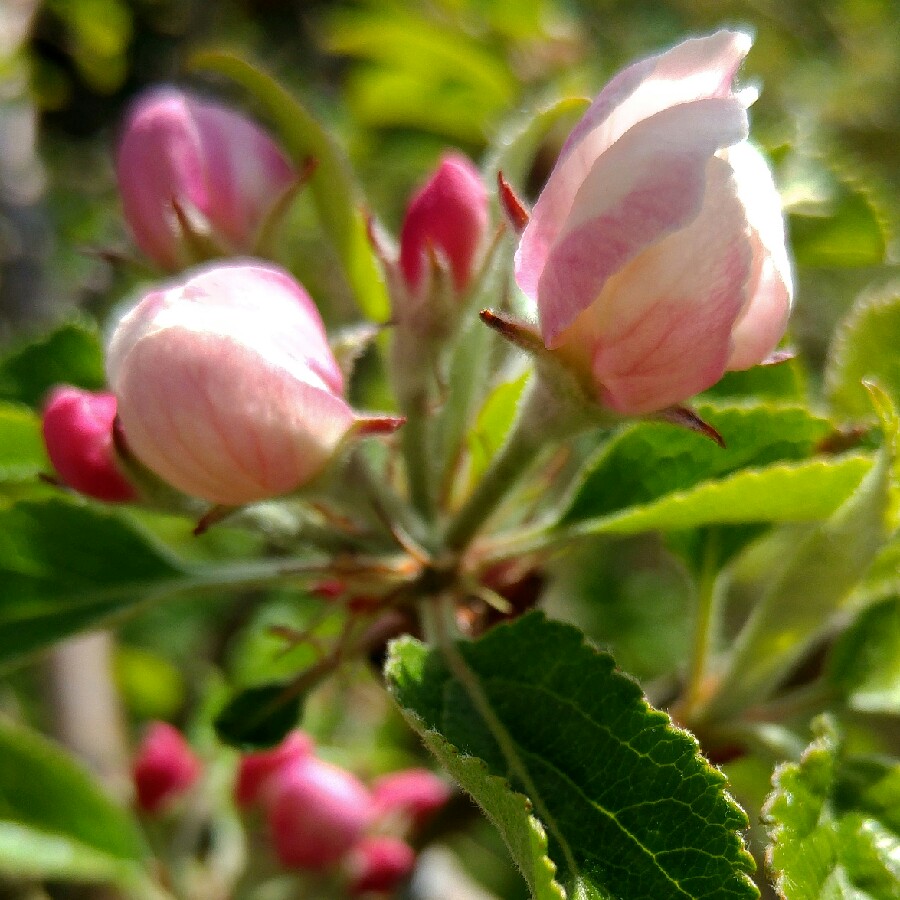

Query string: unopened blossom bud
515 31 792 415
116 87 294 270
371 768 451 827
347 836 416 895
132 722 200 814
234 731 315 807
399 153 488 296
106 263 357 505
41 387 136 502
266 756 374 870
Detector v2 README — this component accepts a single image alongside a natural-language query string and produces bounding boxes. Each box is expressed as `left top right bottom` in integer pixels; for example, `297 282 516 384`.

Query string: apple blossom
515 30 792 415
234 731 315 807
116 87 294 270
266 755 374 870
347 836 416 895
399 152 489 297
41 386 136 502
132 722 200 814
106 263 358 505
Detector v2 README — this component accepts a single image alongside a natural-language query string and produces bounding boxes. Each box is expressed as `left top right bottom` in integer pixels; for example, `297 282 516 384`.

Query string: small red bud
347 836 416 895
234 730 315 807
132 722 200 814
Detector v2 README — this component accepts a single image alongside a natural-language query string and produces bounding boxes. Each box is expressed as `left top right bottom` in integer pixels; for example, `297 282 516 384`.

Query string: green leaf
466 371 530 486
213 681 304 751
0 403 48 483
189 51 389 321
388 612 758 900
0 321 106 407
826 596 900 714
0 719 148 885
764 718 900 900
564 404 835 524
827 283 900 418
705 393 896 719
0 498 186 668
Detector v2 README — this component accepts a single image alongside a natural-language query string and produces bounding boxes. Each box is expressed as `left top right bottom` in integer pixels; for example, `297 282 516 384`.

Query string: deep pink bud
346 836 416 895
234 731 315 808
266 756 374 870
132 722 201 814
41 387 136 502
399 153 488 295
514 31 792 415
371 768 451 827
106 263 356 505
116 87 294 269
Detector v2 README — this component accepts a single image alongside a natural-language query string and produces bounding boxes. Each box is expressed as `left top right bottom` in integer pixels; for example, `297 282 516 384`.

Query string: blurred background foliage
0 1 897 896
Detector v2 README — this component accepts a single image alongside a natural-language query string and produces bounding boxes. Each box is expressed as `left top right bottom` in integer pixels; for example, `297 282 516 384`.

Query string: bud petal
371 768 452 827
42 387 136 502
235 731 315 807
132 722 200 814
347 836 416 895
116 88 294 269
266 756 374 870
107 263 356 505
513 31 792 416
399 153 488 296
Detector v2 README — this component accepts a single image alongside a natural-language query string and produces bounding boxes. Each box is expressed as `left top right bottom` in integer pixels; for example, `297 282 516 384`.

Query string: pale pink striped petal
523 98 748 345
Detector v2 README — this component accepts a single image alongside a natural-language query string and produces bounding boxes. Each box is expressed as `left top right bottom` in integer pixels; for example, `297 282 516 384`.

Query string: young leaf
827 283 900 418
0 403 48 483
0 321 106 407
764 718 900 899
387 612 758 900
213 681 304 751
0 720 148 886
0 498 185 668
188 51 389 322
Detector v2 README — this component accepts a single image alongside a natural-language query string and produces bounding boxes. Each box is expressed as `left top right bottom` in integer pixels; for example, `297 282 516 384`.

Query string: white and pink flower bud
371 768 451 827
234 731 315 808
399 153 489 297
132 721 201 814
116 87 294 270
265 756 374 870
346 836 416 895
41 386 136 503
514 31 793 415
106 263 358 506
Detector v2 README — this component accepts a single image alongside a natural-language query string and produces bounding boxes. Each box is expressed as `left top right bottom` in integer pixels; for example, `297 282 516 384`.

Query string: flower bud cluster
235 732 451 894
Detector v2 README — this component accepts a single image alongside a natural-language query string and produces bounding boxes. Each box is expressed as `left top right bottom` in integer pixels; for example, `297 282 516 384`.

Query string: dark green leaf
764 718 900 899
827 283 900 418
0 498 185 668
0 403 48 483
0 321 106 407
214 681 304 751
388 612 758 900
0 719 148 885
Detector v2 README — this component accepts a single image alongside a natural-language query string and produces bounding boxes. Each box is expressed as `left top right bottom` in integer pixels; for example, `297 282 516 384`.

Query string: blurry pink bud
399 153 488 295
132 722 200 814
116 87 294 269
106 263 357 505
372 768 451 827
266 756 374 870
515 31 792 415
234 731 315 808
42 387 136 502
347 836 416 895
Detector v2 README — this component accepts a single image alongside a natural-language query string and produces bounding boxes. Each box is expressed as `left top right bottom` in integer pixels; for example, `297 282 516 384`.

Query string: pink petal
516 30 751 310
525 98 748 344
556 158 752 414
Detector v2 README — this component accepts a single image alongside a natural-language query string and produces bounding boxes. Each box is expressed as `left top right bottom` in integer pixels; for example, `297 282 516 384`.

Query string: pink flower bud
234 731 315 808
116 87 294 270
346 836 416 895
266 756 374 870
106 263 357 505
41 387 136 502
515 31 793 415
399 153 489 295
132 722 201 814
371 768 451 827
